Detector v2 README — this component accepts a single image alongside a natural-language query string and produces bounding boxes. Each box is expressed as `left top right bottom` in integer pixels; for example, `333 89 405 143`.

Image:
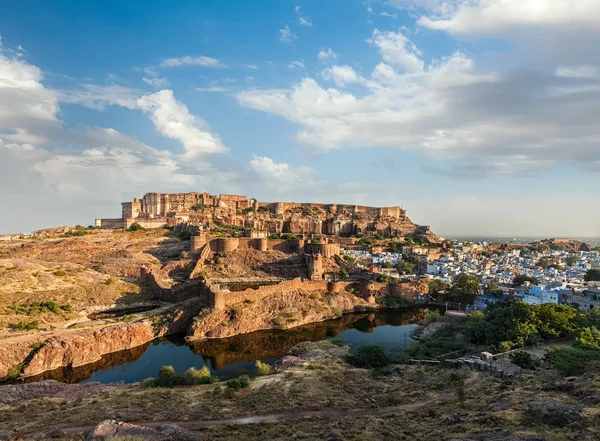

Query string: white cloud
244 64 259 70
317 48 338 63
160 55 222 68
298 17 313 27
142 67 169 88
137 90 227 158
322 65 361 86
237 28 600 174
288 60 305 69
0 45 61 145
196 86 228 92
380 12 397 18
367 29 423 72
408 0 600 36
249 155 316 190
59 84 140 110
279 25 297 44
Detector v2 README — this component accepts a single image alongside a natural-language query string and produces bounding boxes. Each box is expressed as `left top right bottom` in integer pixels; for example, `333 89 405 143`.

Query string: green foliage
381 261 395 269
396 259 415 275
127 222 143 232
566 255 578 266
428 279 449 295
254 360 272 376
226 375 250 391
574 326 600 351
404 324 466 359
104 277 114 285
331 307 343 318
214 256 224 264
53 270 67 277
512 274 539 286
9 301 71 316
6 363 23 379
140 377 158 388
545 347 600 376
339 268 349 279
536 258 550 269
184 366 213 385
509 351 539 370
450 273 480 300
347 345 391 368
156 365 178 387
423 310 443 324
378 274 392 283
329 337 346 347
62 225 89 237
342 255 356 263
485 282 503 295
584 269 600 282
462 303 582 351
15 320 39 331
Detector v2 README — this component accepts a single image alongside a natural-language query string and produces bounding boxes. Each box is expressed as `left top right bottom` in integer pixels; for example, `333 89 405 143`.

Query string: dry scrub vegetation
0 229 188 335
1 341 598 440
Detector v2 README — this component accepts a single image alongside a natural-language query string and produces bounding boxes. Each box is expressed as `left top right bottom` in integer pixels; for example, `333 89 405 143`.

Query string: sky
0 0 599 237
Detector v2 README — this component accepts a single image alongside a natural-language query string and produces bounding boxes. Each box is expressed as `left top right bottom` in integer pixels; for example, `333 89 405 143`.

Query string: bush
331 307 343 318
347 345 391 369
6 363 23 380
226 375 251 391
343 255 356 263
53 270 67 277
339 268 349 279
156 365 179 387
254 360 271 376
184 366 213 385
509 351 539 370
127 222 143 232
140 377 158 388
545 347 600 376
574 326 600 351
15 320 39 331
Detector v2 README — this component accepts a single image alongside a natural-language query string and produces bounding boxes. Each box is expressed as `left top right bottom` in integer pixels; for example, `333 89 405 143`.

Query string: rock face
84 420 201 441
187 289 372 340
22 322 156 377
0 339 38 380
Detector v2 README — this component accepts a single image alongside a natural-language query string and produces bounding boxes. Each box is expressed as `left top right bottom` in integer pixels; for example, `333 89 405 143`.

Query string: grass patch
545 347 600 376
8 301 72 316
15 320 39 331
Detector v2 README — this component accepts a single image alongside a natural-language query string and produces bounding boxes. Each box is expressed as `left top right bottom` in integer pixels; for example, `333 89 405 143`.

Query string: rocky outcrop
187 288 372 341
84 420 201 441
22 322 155 377
0 299 204 380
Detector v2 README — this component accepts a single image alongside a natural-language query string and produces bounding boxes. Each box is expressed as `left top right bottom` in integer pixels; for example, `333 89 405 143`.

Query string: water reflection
24 308 427 384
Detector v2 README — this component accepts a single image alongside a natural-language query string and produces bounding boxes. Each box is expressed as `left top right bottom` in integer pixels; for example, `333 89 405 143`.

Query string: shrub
184 366 213 385
343 255 356 263
15 320 39 331
331 307 343 318
213 385 222 396
254 360 271 376
53 270 67 277
6 363 23 380
509 351 539 370
347 345 391 368
339 268 349 279
545 347 600 376
140 377 158 388
215 256 224 265
226 375 251 391
574 326 600 351
156 365 178 387
127 223 143 232
105 278 114 285
329 337 346 347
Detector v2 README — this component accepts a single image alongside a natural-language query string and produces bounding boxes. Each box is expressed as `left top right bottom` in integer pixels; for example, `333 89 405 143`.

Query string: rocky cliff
187 288 373 341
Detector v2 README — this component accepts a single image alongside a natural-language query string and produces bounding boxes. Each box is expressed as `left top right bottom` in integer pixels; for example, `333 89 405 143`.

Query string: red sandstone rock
22 322 155 377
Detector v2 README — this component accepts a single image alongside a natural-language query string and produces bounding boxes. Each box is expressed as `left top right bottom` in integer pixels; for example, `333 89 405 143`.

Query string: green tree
485 282 503 295
428 279 449 295
584 269 600 282
396 259 415 275
157 366 178 387
574 326 600 351
339 268 349 279
347 345 391 368
535 303 580 340
566 255 578 267
450 274 480 301
512 274 539 287
127 222 143 232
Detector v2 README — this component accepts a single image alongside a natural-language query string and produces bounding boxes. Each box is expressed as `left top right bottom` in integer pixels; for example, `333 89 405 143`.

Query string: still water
27 309 426 384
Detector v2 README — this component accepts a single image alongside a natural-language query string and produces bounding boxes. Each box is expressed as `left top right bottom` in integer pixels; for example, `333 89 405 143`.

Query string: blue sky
0 0 599 236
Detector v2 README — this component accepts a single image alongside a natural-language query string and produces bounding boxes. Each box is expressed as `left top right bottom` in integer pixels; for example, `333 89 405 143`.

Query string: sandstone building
97 192 439 242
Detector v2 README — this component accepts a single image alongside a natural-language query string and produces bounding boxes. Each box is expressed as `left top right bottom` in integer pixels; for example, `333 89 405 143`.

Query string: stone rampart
140 267 212 304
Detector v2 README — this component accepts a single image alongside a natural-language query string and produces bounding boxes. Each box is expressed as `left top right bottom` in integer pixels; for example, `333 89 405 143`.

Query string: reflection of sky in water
84 310 420 384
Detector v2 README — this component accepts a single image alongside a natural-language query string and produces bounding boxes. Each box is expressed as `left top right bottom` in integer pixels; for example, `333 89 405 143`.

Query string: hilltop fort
96 192 439 242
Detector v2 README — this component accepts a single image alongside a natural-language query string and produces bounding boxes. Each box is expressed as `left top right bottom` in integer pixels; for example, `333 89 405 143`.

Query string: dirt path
22 397 440 437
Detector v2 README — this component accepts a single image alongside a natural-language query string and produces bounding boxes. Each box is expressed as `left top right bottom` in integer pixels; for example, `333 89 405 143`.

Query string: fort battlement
96 191 440 242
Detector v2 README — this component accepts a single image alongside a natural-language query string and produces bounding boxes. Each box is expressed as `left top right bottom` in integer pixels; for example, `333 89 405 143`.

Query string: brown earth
1 341 598 441
0 229 191 337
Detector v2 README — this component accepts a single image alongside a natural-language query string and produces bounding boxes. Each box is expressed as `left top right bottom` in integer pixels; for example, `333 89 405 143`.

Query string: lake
26 308 427 384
